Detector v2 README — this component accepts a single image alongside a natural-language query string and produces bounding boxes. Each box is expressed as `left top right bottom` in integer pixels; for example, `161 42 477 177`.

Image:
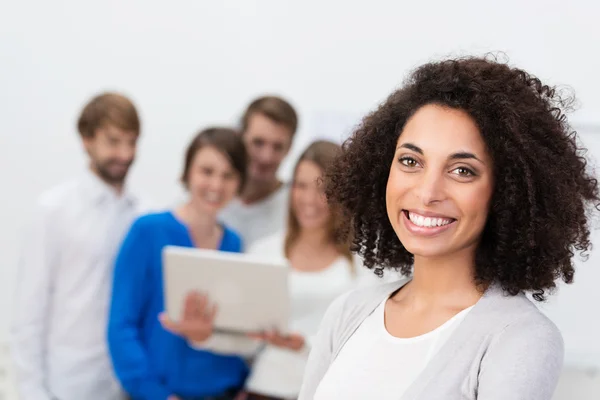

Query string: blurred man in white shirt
220 96 298 248
10 93 149 400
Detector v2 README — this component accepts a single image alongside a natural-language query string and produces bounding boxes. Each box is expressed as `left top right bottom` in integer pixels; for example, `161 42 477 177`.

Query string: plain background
1 1 599 397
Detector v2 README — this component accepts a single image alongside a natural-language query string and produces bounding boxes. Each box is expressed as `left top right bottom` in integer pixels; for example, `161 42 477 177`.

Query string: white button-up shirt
10 169 151 400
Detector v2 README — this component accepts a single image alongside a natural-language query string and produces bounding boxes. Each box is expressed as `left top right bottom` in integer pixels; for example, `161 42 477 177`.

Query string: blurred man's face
83 125 138 186
243 113 292 183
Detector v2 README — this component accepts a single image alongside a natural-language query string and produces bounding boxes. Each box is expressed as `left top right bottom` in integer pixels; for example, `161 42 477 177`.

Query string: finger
247 329 267 339
196 292 208 309
289 333 302 342
206 302 218 321
183 294 197 320
270 329 284 341
189 292 208 318
290 334 304 348
247 332 265 340
277 332 297 347
159 313 181 334
186 292 203 318
266 331 286 346
278 333 291 346
263 330 274 340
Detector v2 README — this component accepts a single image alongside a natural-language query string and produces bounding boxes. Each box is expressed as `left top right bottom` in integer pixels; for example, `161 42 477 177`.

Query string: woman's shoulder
484 287 563 347
496 306 562 350
128 210 175 232
474 288 564 395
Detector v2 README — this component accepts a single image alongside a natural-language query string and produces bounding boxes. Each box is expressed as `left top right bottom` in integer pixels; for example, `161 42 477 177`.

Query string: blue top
107 211 248 400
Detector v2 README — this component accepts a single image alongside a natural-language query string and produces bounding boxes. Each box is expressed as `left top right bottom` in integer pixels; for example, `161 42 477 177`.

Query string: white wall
1 0 599 373
539 124 600 370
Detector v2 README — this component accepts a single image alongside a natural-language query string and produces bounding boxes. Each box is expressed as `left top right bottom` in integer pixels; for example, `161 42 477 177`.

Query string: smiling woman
241 140 360 400
107 127 251 400
298 56 600 400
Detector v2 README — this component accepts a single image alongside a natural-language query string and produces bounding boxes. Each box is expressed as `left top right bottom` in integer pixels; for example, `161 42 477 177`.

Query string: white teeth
408 212 452 228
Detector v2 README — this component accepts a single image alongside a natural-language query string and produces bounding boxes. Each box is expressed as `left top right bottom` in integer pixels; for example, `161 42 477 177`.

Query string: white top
219 183 290 249
314 299 473 400
243 233 357 399
299 281 564 400
10 169 152 400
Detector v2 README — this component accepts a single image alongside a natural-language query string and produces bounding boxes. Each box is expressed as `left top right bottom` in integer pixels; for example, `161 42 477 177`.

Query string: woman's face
186 146 241 216
386 104 494 260
292 160 331 231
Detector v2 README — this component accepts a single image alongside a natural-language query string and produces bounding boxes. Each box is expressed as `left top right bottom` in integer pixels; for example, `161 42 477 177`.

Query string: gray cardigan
298 279 564 400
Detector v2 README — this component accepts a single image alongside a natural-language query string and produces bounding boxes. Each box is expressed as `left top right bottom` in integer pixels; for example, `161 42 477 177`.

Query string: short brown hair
181 127 248 192
77 92 140 137
241 95 298 136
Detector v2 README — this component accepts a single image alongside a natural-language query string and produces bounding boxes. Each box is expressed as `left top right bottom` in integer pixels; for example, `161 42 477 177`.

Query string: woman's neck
296 226 330 247
176 203 219 241
400 247 483 308
288 227 339 272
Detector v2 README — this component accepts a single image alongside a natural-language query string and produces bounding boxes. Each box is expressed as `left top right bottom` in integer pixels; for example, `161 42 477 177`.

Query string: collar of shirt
81 168 138 207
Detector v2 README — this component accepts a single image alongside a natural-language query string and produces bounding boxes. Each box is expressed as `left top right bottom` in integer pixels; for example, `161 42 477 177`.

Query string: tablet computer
163 245 290 335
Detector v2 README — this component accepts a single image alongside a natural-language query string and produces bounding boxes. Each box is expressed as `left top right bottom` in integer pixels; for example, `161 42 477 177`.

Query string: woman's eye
452 167 476 177
399 157 419 167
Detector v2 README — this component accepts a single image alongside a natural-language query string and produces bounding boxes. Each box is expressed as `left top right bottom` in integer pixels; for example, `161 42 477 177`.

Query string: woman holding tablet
298 57 600 400
108 128 249 400
241 140 377 400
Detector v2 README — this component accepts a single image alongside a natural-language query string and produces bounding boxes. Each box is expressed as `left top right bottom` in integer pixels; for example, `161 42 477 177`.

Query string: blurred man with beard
10 92 150 400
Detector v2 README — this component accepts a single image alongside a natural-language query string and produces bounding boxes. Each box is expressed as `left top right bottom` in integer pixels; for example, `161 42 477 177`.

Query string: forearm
109 218 172 399
108 324 172 400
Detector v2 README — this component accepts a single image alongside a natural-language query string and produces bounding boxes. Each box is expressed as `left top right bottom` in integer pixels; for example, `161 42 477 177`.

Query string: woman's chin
402 241 453 260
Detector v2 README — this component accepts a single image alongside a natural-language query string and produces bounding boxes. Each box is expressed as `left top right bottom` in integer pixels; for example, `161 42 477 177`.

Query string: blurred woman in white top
241 140 359 400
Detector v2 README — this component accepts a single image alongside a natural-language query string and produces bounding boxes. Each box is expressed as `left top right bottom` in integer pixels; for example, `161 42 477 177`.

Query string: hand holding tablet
162 246 290 337
159 291 217 342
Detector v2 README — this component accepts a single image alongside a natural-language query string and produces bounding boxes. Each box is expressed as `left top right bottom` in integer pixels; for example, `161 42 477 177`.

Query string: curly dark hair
326 55 599 301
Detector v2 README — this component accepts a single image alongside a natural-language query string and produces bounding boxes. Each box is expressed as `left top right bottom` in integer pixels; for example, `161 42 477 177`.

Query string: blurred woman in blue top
108 127 249 400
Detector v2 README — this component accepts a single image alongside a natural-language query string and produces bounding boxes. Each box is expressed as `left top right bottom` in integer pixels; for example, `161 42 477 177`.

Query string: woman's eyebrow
449 151 484 164
397 143 423 154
